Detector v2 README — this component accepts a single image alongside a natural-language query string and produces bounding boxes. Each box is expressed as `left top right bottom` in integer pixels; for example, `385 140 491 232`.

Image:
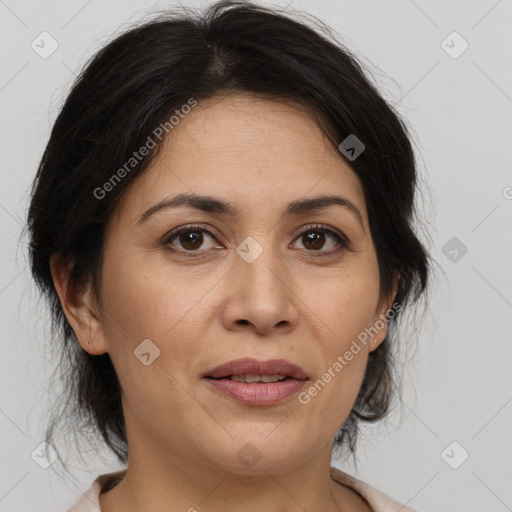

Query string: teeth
229 374 287 383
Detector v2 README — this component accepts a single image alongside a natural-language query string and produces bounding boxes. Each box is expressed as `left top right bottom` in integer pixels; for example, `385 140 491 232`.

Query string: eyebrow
136 192 365 231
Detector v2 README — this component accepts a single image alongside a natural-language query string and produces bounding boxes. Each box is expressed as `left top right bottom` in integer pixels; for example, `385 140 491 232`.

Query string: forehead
117 93 367 224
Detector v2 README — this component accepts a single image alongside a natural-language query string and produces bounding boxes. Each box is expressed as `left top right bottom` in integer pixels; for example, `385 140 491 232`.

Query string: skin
51 93 398 512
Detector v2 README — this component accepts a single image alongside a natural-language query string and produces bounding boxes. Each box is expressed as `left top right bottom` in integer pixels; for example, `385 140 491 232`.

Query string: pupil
305 231 324 250
181 230 203 250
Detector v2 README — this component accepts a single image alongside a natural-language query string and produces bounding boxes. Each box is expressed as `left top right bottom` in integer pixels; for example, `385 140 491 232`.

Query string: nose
220 242 299 336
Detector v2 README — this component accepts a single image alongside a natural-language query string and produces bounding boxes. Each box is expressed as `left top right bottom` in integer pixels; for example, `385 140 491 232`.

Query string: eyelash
163 223 352 258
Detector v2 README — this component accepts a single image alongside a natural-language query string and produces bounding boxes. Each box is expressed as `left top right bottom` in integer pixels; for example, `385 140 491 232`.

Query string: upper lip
205 358 309 380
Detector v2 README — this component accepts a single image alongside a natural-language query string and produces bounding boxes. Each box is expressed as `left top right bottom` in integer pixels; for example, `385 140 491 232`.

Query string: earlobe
368 317 389 353
370 273 400 352
49 253 107 355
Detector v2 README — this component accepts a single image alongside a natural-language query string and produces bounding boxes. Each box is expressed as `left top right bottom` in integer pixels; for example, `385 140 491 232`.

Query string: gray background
1 0 511 510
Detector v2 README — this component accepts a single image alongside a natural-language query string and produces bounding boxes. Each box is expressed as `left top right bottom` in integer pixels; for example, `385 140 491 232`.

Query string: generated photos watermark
93 98 198 200
298 301 402 405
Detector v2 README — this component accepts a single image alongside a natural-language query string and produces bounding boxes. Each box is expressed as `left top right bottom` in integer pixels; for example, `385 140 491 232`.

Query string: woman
26 1 430 510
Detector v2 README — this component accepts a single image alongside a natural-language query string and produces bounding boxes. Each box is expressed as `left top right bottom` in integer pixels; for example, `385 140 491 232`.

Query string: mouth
204 358 309 380
211 374 294 383
203 358 309 405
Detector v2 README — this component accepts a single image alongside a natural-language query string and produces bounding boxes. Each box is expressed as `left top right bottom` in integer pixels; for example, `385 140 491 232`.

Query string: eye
163 223 351 258
164 225 220 256
292 224 350 256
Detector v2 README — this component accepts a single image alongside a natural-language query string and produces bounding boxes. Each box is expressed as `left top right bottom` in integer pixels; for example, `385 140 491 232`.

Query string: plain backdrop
0 0 511 511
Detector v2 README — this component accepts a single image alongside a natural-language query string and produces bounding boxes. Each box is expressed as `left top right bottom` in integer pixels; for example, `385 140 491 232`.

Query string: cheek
101 253 198 337
98 256 212 420
298 265 381 351
296 274 375 424
291 265 379 417
99 251 222 378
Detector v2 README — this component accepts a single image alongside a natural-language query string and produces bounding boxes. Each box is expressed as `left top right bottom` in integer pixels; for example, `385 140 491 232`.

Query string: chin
198 429 316 474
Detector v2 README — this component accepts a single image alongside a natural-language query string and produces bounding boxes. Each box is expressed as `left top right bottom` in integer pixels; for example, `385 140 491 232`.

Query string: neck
98 446 359 511
98 403 359 512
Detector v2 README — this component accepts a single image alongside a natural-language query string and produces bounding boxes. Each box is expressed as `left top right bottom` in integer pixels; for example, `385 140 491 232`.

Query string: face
58 93 397 474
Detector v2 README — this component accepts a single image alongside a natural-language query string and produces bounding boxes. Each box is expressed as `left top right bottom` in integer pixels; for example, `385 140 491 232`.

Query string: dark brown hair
25 0 431 472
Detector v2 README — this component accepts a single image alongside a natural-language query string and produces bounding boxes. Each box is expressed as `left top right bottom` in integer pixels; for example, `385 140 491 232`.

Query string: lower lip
205 378 307 405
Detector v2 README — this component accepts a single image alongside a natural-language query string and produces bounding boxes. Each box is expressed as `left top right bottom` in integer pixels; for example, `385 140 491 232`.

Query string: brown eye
293 226 348 254
301 231 327 251
164 223 351 259
165 226 219 255
178 229 204 250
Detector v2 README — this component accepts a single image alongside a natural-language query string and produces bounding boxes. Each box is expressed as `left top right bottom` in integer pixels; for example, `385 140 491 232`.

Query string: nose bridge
235 234 288 298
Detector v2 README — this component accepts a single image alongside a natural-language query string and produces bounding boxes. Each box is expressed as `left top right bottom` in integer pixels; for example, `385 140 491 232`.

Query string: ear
369 272 400 353
50 253 108 356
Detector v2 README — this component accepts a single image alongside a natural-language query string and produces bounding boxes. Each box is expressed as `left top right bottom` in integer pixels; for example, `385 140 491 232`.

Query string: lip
205 358 309 380
204 358 309 406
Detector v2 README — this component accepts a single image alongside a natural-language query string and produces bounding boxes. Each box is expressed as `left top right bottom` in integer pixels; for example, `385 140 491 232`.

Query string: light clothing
67 467 416 512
